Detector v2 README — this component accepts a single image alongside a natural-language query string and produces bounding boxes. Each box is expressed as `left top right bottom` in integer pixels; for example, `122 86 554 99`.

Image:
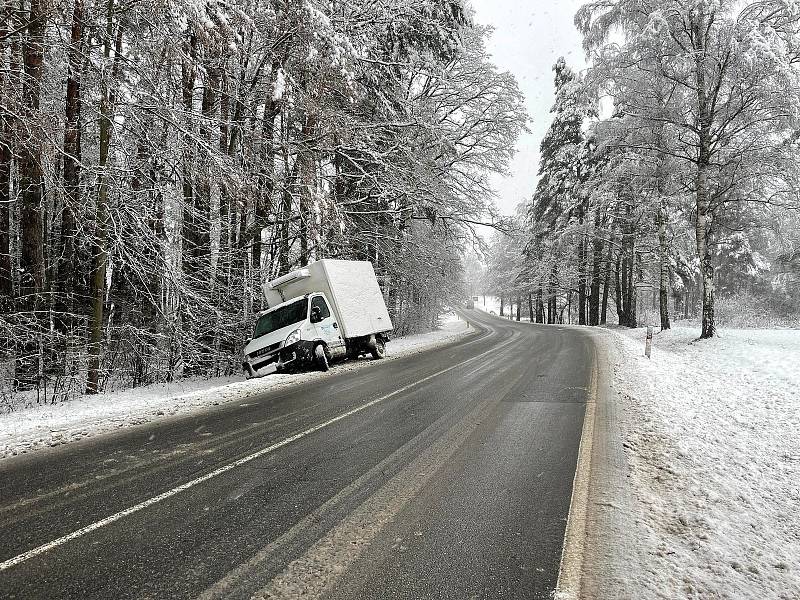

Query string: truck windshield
253 299 308 339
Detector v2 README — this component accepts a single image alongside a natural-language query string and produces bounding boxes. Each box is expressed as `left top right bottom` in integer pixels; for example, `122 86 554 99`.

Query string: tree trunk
196 64 217 278
16 0 47 388
589 218 603 325
658 198 671 331
696 198 714 337
55 0 84 339
132 124 164 321
18 0 46 302
535 287 543 323
277 153 300 275
567 290 571 324
615 249 624 325
297 113 317 266
181 33 198 278
578 243 587 325
528 293 534 323
252 63 280 272
0 116 10 302
621 273 628 325
692 6 715 339
684 289 690 319
625 244 637 328
0 70 11 304
86 5 121 394
0 1 13 305
499 296 504 317
218 68 230 283
548 263 557 324
600 239 612 325
515 295 521 321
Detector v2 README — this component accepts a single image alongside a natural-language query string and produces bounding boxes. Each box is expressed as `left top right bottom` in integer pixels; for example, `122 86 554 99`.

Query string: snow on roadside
0 315 472 460
388 311 465 354
595 326 800 599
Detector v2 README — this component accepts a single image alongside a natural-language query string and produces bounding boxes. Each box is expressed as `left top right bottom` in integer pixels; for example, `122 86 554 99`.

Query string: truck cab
243 293 345 377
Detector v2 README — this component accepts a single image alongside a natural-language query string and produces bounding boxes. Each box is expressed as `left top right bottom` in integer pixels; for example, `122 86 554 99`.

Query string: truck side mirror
310 306 322 323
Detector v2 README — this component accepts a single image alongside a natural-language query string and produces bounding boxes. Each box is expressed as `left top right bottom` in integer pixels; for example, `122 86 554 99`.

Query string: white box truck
242 259 393 377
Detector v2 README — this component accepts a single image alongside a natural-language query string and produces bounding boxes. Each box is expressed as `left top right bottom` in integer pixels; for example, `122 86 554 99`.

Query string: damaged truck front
242 260 393 377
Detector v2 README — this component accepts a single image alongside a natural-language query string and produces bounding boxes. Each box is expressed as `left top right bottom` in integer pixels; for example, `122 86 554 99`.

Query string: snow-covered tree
526 58 600 325
578 0 800 338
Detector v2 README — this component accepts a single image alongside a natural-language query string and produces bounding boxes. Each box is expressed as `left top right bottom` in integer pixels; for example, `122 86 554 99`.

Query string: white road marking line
0 331 516 573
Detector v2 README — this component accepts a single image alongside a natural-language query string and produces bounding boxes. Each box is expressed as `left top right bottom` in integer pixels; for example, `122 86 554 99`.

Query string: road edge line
553 338 600 600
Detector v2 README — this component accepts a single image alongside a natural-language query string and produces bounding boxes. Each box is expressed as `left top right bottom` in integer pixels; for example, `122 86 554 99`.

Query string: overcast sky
469 0 587 217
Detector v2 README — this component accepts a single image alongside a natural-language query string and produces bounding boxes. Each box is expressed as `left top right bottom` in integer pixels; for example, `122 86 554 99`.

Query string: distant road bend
0 309 597 599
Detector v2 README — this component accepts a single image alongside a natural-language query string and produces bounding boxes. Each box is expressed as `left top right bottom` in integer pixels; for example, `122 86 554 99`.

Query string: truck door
310 295 342 350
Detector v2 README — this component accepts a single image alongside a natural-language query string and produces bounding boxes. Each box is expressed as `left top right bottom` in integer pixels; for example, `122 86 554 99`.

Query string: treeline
0 0 527 399
484 1 800 335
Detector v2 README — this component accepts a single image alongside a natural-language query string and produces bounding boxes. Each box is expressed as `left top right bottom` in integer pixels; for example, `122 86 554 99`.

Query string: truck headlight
285 328 301 346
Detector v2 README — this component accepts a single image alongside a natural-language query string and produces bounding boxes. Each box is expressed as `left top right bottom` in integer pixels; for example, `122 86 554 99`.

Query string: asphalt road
0 309 597 599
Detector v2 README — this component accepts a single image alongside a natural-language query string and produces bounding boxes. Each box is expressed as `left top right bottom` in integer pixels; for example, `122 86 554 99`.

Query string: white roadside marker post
645 325 653 358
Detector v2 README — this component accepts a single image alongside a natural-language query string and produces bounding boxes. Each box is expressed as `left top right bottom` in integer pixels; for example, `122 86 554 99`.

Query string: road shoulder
572 330 640 599
553 328 638 600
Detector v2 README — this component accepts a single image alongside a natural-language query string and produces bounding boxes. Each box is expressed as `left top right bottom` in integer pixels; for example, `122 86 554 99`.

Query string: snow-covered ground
0 314 471 460
591 325 800 599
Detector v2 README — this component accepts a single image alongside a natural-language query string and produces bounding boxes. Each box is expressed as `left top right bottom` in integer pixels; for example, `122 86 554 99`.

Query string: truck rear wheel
371 338 386 360
314 344 330 371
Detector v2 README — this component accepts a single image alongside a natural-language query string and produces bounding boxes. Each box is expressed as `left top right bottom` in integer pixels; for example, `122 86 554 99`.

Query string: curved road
0 309 597 599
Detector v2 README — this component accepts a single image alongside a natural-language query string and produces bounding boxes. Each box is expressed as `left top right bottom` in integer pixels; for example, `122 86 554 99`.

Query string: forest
483 0 800 336
0 0 527 399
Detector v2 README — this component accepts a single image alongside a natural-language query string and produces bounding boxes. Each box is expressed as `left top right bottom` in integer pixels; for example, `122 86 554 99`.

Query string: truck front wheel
314 344 330 371
371 338 386 360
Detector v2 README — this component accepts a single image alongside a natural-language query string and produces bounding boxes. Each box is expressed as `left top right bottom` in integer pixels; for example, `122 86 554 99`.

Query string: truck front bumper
243 341 316 376
278 341 315 369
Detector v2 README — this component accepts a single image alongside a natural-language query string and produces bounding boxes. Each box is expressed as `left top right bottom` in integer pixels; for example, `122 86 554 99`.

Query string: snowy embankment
593 326 800 598
0 313 471 460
